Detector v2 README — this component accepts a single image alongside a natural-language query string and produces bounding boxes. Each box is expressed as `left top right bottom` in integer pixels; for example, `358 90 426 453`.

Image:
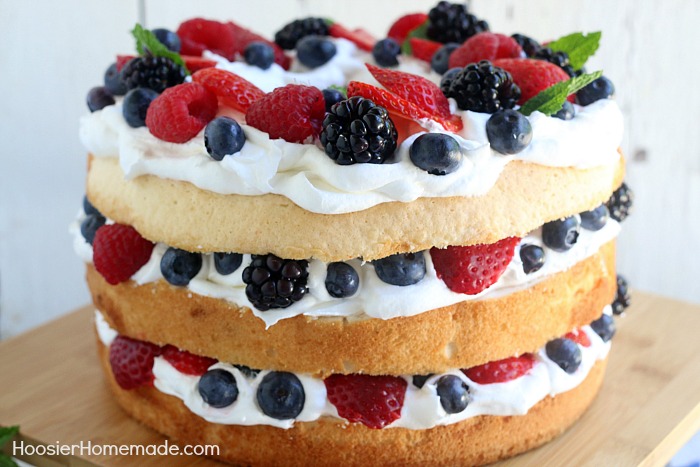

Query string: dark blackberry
242 254 309 311
534 47 576 77
320 96 398 165
511 33 541 57
606 182 634 222
612 274 631 315
426 1 489 44
443 61 521 113
274 17 329 50
120 56 186 93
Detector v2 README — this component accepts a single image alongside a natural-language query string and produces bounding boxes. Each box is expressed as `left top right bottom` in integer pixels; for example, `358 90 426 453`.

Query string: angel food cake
76 3 634 465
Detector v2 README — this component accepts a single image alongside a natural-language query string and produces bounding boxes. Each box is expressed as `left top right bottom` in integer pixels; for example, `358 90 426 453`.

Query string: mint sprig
519 70 603 116
401 20 429 55
547 31 601 71
132 24 189 75
0 426 19 467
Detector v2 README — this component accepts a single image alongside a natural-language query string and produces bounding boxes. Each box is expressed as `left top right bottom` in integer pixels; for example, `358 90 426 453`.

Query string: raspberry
409 38 442 62
324 374 407 429
463 354 536 384
493 58 570 105
448 33 524 69
564 328 592 348
93 224 155 285
192 68 265 113
145 82 218 143
328 23 374 52
161 345 217 376
177 18 237 59
227 21 290 70
387 13 428 44
109 335 162 390
246 84 325 143
430 237 520 295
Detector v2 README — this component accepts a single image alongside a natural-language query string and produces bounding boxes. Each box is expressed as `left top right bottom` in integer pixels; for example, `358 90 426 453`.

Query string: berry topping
120 56 186 93
412 374 433 389
580 204 609 231
511 33 541 57
327 22 375 52
387 13 428 45
192 68 265 114
146 82 218 143
590 314 616 342
576 75 615 105
152 28 182 52
322 87 346 112
430 237 520 295
553 100 576 120
162 345 217 376
534 47 576 77
325 262 360 298
80 214 106 245
409 133 462 175
242 254 309 311
372 252 426 286
178 18 237 59
214 252 243 275
493 58 570 105
612 274 631 315
296 35 337 68
244 41 275 70
519 244 545 274
117 54 217 73
427 1 489 44
606 182 634 222
274 17 330 50
227 20 291 69
564 328 592 348
486 109 533 154
409 38 442 63
448 33 523 69
257 372 306 420
235 365 260 379
198 369 239 408
325 374 407 429
246 84 325 144
204 117 246 161
104 63 127 96
83 196 101 217
86 87 115 113
431 43 459 74
463 354 536 384
542 216 580 252
122 88 159 128
320 96 398 165
436 375 470 414
372 38 402 67
545 338 582 374
109 335 161 390
442 61 521 113
160 247 202 286
93 224 155 285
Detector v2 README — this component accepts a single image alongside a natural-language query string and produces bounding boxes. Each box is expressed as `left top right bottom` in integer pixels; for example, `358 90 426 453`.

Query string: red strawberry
227 21 290 70
565 328 592 348
387 13 428 44
493 58 570 104
177 18 237 59
409 38 442 62
109 335 162 390
146 82 218 143
192 68 265 113
325 374 407 429
430 237 521 295
161 345 217 376
246 84 325 143
328 22 375 52
448 33 523 69
463 354 536 384
116 54 216 73
93 224 155 285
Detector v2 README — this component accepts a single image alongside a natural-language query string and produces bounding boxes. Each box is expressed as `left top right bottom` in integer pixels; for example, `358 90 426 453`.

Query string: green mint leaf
0 454 19 467
547 31 601 70
0 426 18 446
131 24 189 75
519 70 603 116
401 20 429 55
328 85 347 96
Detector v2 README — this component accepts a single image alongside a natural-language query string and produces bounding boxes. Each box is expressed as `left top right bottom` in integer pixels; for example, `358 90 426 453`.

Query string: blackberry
274 17 329 50
511 33 541 57
612 274 631 315
426 1 489 44
534 47 576 77
320 96 398 165
606 182 634 222
120 56 186 93
443 61 521 113
242 254 309 311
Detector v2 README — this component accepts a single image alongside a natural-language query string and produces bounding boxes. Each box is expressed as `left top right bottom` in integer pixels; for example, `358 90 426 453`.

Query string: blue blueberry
80 214 106 245
580 204 609 231
87 86 115 112
431 43 459 74
372 38 401 67
545 338 582 374
412 374 434 389
204 117 246 161
198 369 239 408
409 133 462 175
590 314 616 343
83 195 100 216
519 244 545 274
322 88 346 113
152 28 181 53
486 109 533 155
576 76 615 106
234 364 260 379
372 252 426 286
256 372 305 419
542 216 580 252
436 375 470 414
553 100 575 120
244 41 275 70
122 88 159 128
214 252 243 275
160 247 202 286
104 63 127 96
325 262 360 298
297 35 336 68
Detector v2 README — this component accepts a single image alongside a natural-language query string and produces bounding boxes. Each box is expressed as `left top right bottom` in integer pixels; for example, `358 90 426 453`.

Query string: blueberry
152 28 181 53
322 88 346 113
104 63 127 96
431 43 459 74
234 364 260 379
160 247 202 286
80 214 106 245
244 41 275 70
486 109 533 155
87 86 115 112
409 133 462 175
590 314 616 342
580 204 609 231
122 88 159 128
372 38 401 67
436 375 470 414
204 117 246 161
372 252 426 286
545 338 582 374
197 369 239 408
553 100 575 120
325 262 360 298
296 35 336 68
214 252 243 275
83 195 100 216
520 244 545 274
542 216 580 252
576 76 615 106
256 372 305 419
412 374 434 389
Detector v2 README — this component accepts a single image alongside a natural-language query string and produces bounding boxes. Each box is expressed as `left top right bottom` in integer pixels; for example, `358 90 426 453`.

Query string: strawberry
430 237 521 295
324 374 407 429
328 22 375 52
93 224 155 285
109 335 162 390
227 21 290 70
564 328 592 348
493 58 571 104
246 84 325 143
177 18 238 59
409 38 442 62
448 33 523 69
161 345 217 376
146 82 218 143
192 68 265 113
116 54 216 73
387 13 428 44
463 354 536 384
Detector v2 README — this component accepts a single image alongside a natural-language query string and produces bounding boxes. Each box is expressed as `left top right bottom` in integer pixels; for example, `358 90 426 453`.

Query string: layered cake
75 3 634 465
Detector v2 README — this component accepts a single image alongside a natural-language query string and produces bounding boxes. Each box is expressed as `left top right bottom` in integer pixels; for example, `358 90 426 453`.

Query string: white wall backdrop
1 0 698 339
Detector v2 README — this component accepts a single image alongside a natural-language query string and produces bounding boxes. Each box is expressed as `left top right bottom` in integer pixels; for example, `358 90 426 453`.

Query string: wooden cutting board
1 291 699 466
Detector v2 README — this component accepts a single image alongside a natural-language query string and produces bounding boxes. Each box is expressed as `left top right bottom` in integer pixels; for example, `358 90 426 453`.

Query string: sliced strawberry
177 18 237 59
227 21 290 70
387 13 428 44
109 335 162 390
192 68 265 113
328 22 375 52
565 328 592 348
161 345 217 376
448 33 524 68
463 354 536 384
409 38 442 62
325 374 407 429
116 54 216 73
493 58 571 104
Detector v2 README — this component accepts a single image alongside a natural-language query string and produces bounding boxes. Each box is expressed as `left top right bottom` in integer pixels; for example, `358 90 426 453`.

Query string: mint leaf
131 24 189 75
0 454 18 467
0 427 18 446
519 70 603 116
401 21 429 55
547 31 601 70
328 85 347 96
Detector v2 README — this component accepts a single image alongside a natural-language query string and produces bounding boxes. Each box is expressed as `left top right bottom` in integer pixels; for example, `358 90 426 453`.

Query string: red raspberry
177 18 237 59
448 33 524 69
565 328 592 347
387 13 428 44
463 354 536 384
161 345 217 376
93 224 155 285
328 23 375 52
493 58 571 104
430 237 520 295
325 374 407 429
109 335 162 390
146 82 218 143
246 84 325 143
409 38 442 63
116 55 216 73
192 68 265 113
227 21 290 70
